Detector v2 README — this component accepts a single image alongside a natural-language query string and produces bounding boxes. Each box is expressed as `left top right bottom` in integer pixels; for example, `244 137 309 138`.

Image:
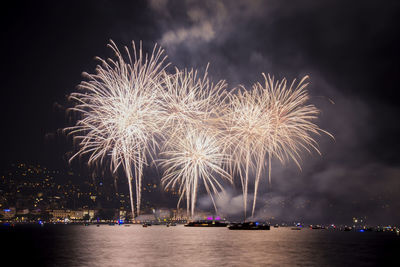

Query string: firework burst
157 67 230 217
222 74 331 218
160 127 231 218
159 66 228 143
66 40 167 218
65 39 331 220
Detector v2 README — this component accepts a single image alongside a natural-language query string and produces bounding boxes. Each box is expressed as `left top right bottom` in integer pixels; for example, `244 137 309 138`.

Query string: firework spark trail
66 40 167 218
222 85 271 219
158 67 231 217
159 127 231 218
222 74 331 218
159 66 228 144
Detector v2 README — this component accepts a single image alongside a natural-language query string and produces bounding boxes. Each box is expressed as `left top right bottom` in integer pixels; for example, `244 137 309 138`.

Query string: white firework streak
66 40 167 218
160 127 231 219
159 66 228 144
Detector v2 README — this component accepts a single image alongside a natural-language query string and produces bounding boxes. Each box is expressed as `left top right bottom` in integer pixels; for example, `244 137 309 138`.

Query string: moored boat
184 220 228 227
343 226 352 231
228 222 270 230
311 225 322 229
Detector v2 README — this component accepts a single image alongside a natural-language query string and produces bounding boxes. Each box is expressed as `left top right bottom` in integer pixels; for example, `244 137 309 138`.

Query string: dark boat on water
311 225 322 229
291 223 303 230
184 220 228 227
228 222 270 230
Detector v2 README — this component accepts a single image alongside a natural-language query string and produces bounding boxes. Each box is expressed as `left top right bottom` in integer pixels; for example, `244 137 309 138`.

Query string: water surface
1 224 398 266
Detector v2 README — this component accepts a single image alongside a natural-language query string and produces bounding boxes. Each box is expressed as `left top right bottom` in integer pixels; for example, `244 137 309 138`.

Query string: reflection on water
1 224 399 266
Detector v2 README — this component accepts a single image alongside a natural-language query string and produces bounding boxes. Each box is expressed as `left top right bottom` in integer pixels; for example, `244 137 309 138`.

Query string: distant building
0 207 16 219
118 210 127 220
30 208 42 215
47 209 97 220
70 210 84 220
48 209 71 219
16 209 30 215
82 209 96 220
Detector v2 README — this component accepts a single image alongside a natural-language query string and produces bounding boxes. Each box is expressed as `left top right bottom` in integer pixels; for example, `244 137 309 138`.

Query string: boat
311 225 322 229
291 223 303 230
184 220 228 227
228 222 270 230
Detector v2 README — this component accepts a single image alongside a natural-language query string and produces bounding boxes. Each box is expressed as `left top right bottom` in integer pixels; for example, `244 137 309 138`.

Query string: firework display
66 40 167 218
158 66 228 145
160 127 231 218
157 67 230 218
222 74 332 218
67 41 330 219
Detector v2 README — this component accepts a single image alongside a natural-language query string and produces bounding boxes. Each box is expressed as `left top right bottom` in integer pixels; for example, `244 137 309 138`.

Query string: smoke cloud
146 0 400 224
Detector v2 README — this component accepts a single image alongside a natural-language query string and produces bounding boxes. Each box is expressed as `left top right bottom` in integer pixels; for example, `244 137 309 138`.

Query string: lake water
1 224 399 266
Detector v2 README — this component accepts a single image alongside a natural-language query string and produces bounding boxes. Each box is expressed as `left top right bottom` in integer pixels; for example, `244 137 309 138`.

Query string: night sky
2 0 400 224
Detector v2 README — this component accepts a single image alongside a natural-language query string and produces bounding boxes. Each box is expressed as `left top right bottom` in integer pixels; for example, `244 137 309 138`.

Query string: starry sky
2 0 400 223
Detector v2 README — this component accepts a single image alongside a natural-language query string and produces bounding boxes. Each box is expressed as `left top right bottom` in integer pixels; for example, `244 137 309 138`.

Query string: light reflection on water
2 224 399 266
